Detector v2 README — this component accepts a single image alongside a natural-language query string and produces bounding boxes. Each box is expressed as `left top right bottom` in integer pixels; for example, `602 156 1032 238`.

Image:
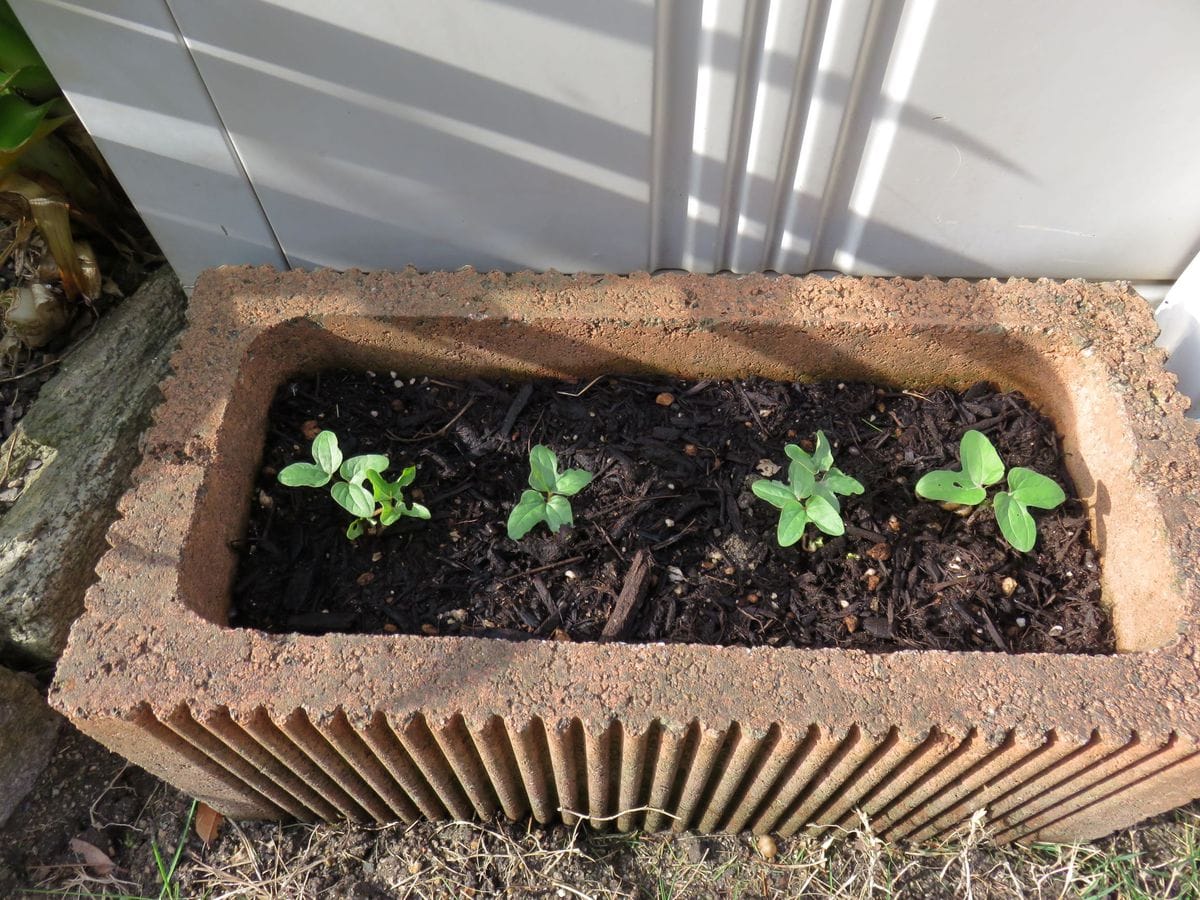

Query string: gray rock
0 269 186 665
0 667 59 826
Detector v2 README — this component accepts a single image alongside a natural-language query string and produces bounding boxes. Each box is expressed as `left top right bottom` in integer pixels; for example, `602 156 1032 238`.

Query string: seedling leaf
331 481 374 519
914 470 986 505
340 453 389 482
807 493 845 536
507 489 547 540
785 443 816 473
311 430 342 475
995 491 1037 552
346 519 364 540
960 430 1004 487
278 462 330 488
811 482 841 514
408 502 431 520
1007 467 1065 509
527 444 559 493
364 469 390 500
787 460 816 498
394 464 417 489
555 468 593 497
824 467 864 496
752 479 794 509
777 499 808 547
812 431 834 473
544 494 574 532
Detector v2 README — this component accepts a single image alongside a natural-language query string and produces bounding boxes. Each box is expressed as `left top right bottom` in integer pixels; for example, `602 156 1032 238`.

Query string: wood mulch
230 373 1111 654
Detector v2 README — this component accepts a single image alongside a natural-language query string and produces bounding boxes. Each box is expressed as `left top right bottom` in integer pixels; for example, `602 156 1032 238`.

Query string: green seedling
278 429 430 540
914 429 1065 552
752 431 864 547
507 444 594 540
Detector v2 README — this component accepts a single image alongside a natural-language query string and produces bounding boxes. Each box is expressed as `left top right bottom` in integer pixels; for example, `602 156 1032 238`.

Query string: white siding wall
12 0 1200 407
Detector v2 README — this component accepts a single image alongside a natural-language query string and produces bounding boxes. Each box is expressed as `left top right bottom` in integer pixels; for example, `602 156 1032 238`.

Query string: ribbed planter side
50 269 1200 842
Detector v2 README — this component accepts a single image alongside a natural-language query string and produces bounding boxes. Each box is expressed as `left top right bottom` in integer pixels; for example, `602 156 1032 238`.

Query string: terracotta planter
51 269 1200 842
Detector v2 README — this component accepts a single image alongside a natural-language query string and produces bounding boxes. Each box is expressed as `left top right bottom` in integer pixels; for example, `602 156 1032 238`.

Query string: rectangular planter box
51 269 1200 842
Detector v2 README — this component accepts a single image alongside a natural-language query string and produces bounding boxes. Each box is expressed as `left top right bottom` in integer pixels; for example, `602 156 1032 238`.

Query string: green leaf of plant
394 464 417 489
364 469 391 501
784 443 816 473
787 461 816 499
311 430 342 476
379 506 403 527
777 499 809 547
507 489 548 540
528 445 559 493
914 470 986 505
0 9 58 102
806 493 845 536
0 93 68 163
544 494 574 532
0 64 52 96
960 430 1005 488
407 502 431 520
346 519 364 540
811 482 841 514
823 467 864 496
994 491 1037 552
812 431 834 473
277 462 330 488
331 481 375 518
1007 467 1066 510
554 468 593 497
340 454 389 482
752 479 795 510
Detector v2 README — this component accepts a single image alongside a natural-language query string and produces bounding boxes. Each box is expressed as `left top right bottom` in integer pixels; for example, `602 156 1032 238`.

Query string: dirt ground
2 723 1196 899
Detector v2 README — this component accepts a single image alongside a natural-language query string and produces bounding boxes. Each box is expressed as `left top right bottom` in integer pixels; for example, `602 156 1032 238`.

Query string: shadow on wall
59 0 1037 275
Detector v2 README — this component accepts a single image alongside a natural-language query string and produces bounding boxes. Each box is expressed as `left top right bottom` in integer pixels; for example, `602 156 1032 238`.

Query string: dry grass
144 803 1200 900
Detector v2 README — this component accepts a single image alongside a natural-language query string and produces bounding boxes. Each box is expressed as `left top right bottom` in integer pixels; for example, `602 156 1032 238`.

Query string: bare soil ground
3 724 1196 899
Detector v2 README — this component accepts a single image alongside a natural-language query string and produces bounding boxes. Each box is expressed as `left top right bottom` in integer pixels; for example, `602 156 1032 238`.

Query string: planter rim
51 268 1200 756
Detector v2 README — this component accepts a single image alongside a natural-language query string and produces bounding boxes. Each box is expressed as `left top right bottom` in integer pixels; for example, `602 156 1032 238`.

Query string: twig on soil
0 357 62 383
602 549 652 640
978 606 1008 651
558 804 680 823
496 382 535 440
389 397 476 442
926 573 991 593
735 382 768 435
556 375 605 398
498 555 586 583
845 523 890 544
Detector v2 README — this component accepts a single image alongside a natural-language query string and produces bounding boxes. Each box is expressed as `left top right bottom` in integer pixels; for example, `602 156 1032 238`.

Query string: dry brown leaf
68 836 115 876
194 802 224 844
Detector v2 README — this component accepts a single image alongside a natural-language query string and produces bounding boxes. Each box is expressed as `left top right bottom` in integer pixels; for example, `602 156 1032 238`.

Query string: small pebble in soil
1001 576 1019 597
756 834 778 860
655 392 674 407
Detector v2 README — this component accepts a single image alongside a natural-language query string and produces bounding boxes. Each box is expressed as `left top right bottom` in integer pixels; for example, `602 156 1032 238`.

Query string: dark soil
231 374 1112 654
